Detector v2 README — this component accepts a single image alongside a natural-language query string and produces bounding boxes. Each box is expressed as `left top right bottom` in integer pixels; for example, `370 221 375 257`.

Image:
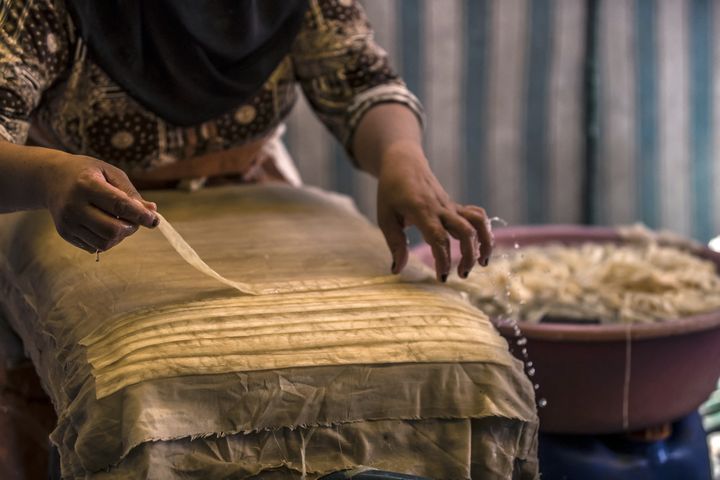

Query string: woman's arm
0 1 157 253
0 141 57 212
0 141 158 253
352 104 493 281
290 1 491 281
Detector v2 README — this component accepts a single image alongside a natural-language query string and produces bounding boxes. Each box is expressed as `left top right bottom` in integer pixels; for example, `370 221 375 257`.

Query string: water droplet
526 361 533 368
527 368 536 377
538 398 548 408
521 348 528 356
514 242 520 249
534 383 539 390
490 216 508 227
517 337 527 346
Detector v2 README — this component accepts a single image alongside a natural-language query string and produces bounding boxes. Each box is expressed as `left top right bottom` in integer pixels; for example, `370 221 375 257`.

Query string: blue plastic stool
538 412 712 480
320 469 429 479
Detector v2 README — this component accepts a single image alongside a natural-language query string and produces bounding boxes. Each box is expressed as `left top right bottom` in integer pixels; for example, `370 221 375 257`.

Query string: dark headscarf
66 0 309 126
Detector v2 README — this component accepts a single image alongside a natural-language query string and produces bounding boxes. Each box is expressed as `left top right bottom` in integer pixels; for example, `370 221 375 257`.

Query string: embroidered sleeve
290 0 424 160
0 0 71 144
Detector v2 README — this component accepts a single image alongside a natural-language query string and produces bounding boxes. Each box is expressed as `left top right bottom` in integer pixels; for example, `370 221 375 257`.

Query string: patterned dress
0 0 423 173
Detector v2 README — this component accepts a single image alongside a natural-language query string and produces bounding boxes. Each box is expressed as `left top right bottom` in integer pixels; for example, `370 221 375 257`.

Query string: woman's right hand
42 154 159 253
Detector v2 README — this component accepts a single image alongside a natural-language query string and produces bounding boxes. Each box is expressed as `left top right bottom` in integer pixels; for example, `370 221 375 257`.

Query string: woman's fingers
55 191 142 253
84 168 158 228
70 235 96 254
378 207 409 274
414 205 492 282
87 181 157 228
460 205 493 266
58 205 129 252
142 200 158 212
104 167 158 215
75 225 119 253
79 205 138 250
414 216 451 282
441 212 479 278
103 165 145 202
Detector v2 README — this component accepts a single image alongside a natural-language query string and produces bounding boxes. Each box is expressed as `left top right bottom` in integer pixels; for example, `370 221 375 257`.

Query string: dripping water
490 216 508 227
489 217 547 409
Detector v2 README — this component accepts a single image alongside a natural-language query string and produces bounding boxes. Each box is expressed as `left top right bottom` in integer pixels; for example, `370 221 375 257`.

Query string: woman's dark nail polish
391 261 396 273
152 216 160 227
441 273 448 283
482 258 489 267
461 270 469 279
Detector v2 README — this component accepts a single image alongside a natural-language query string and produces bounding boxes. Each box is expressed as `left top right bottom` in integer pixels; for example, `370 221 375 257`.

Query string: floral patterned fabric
0 0 422 173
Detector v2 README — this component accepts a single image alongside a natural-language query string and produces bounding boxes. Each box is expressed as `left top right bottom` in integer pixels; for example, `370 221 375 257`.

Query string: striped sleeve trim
344 83 425 156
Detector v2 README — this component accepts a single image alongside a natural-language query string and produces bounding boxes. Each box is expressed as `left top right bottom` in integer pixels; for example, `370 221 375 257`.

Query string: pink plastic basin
411 225 720 434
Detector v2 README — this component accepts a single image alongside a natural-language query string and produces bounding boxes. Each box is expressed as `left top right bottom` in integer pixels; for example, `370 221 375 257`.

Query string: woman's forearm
0 140 64 213
352 103 426 177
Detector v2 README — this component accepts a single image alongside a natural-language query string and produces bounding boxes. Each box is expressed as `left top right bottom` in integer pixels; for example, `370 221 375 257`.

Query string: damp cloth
0 185 537 479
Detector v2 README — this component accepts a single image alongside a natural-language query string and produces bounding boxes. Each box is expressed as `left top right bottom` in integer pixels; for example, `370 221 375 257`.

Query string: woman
0 1 533 479
0 0 493 282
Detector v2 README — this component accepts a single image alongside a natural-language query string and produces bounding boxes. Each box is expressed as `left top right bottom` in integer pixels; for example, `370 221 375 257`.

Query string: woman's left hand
376 142 493 282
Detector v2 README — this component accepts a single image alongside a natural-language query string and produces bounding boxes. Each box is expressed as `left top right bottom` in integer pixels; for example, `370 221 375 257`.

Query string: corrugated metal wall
286 0 719 242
